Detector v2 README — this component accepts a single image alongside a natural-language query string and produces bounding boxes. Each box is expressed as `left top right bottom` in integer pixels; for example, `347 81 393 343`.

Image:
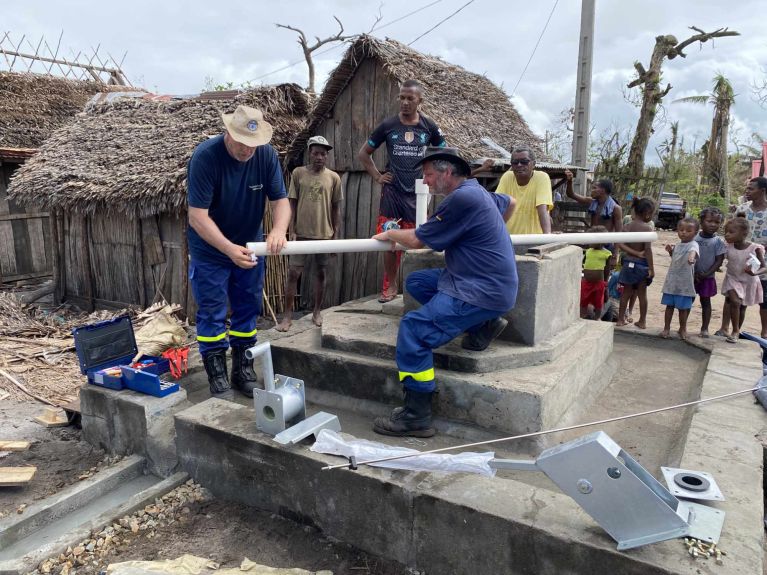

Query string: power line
510 0 559 98
247 0 444 84
408 0 477 47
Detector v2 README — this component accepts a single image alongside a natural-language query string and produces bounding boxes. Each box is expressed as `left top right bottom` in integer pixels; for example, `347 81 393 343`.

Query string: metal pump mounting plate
661 467 725 501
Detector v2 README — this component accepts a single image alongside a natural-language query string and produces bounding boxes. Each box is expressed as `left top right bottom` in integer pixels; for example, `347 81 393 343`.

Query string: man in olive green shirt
276 136 343 331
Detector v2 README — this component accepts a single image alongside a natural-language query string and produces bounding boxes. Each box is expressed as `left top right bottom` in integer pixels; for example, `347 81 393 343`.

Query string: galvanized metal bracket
490 431 726 550
273 411 341 445
661 467 725 502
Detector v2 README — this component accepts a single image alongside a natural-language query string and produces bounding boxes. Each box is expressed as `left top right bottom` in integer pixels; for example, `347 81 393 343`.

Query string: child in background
616 197 656 329
719 217 766 343
580 226 611 319
660 218 700 340
694 207 726 337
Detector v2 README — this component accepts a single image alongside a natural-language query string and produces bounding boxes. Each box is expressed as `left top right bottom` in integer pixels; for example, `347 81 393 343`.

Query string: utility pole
571 0 595 195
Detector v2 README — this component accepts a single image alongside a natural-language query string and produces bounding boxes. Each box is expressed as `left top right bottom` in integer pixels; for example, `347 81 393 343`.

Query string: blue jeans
397 269 501 392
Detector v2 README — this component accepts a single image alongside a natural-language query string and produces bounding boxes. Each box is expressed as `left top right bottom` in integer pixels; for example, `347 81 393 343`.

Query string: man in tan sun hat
187 104 291 400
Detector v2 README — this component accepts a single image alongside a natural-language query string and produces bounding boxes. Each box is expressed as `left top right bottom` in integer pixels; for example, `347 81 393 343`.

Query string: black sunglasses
510 159 531 166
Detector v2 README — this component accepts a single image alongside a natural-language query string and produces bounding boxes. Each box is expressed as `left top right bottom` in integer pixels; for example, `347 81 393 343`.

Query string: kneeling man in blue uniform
187 105 291 399
372 147 518 437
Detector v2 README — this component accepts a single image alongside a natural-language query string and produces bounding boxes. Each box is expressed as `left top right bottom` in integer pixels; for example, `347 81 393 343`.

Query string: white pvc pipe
415 179 429 228
246 232 657 257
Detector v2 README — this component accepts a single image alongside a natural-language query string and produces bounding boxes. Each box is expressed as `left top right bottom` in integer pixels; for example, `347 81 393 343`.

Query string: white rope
321 386 759 471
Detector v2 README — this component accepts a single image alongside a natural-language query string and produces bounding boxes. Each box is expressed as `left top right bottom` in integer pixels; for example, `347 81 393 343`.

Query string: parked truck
655 192 687 229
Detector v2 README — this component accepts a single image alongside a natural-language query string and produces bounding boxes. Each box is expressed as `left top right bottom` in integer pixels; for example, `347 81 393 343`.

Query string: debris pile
33 479 210 575
0 294 189 405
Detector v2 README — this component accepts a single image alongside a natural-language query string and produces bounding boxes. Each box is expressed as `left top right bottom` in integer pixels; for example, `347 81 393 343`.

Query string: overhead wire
408 0 477 46
510 0 559 98
321 385 760 470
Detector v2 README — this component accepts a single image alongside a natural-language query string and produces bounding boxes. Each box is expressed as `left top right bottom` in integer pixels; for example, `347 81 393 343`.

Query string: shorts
661 293 695 310
694 277 717 298
580 279 606 309
618 258 651 289
376 215 415 234
288 237 332 268
761 279 767 310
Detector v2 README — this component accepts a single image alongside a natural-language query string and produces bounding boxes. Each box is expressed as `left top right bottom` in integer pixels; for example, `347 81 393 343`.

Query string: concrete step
270 319 614 435
321 310 590 373
174 397 758 575
0 455 187 575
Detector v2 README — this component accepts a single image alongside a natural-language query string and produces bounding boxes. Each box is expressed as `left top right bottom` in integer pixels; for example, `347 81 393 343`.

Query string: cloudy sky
5 0 767 164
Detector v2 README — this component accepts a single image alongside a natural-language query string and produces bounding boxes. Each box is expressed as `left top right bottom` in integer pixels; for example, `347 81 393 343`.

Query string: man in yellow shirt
496 147 552 234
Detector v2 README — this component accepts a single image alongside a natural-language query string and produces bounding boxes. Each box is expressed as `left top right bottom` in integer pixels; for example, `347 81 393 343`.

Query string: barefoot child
616 197 656 329
660 218 700 340
720 217 766 343
580 226 611 319
694 207 726 337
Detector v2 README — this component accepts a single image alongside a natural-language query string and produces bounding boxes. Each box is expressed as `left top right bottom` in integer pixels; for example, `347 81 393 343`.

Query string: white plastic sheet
311 429 496 477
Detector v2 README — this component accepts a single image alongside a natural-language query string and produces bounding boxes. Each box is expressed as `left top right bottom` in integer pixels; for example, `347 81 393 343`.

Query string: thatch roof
0 71 108 152
287 35 545 164
8 84 311 215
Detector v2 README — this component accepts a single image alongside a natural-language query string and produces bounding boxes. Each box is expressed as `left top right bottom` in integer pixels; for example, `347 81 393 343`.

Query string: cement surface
321 308 591 373
170 331 764 574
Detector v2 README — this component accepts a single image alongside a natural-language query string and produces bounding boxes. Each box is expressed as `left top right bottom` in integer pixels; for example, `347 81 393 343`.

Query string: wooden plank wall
297 58 400 308
0 162 52 283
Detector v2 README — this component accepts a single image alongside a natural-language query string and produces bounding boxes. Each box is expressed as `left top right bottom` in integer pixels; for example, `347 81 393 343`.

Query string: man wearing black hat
371 147 518 437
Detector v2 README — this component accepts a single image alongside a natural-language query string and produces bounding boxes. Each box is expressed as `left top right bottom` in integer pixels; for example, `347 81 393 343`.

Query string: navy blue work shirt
187 135 287 265
415 179 518 312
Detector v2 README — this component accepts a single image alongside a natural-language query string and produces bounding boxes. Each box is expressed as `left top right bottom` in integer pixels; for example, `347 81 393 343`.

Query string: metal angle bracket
273 411 341 445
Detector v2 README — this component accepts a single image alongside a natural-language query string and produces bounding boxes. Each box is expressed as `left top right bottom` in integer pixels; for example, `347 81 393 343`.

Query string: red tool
161 346 189 380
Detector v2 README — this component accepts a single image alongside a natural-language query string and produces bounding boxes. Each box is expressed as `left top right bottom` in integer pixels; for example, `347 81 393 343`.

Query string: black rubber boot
230 345 259 398
373 388 435 437
202 350 234 400
461 317 508 351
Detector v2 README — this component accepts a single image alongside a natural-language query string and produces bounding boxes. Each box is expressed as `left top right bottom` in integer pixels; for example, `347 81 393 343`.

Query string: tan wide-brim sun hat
221 105 273 147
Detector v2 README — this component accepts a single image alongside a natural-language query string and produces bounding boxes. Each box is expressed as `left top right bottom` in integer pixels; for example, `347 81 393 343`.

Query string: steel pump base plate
661 467 725 501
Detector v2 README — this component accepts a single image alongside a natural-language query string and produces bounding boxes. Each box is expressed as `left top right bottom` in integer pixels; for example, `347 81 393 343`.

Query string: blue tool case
72 316 174 396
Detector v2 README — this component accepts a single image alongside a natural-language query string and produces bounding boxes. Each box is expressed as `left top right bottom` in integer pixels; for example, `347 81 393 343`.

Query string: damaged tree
674 74 736 201
625 26 739 179
276 16 352 94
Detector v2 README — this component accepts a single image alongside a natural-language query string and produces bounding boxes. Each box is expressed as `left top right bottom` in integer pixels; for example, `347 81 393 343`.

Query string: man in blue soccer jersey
187 105 290 399
371 147 518 437
358 79 446 303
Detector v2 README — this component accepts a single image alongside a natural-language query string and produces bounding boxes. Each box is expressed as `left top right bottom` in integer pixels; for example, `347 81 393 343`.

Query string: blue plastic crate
121 366 179 397
73 316 137 390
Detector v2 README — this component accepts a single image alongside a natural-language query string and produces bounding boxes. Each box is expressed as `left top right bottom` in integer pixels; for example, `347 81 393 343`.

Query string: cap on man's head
307 135 333 151
221 105 273 147
415 146 471 176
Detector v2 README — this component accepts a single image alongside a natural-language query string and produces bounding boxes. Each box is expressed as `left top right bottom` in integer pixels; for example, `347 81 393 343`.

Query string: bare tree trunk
625 27 739 179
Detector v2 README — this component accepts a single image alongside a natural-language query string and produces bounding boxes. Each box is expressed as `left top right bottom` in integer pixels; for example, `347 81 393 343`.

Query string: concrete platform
321 309 592 373
174 327 766 575
271 316 614 435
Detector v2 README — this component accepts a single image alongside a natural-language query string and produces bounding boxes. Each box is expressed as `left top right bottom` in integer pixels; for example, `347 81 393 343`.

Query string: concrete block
80 385 191 477
174 400 415 564
401 245 581 345
271 320 613 435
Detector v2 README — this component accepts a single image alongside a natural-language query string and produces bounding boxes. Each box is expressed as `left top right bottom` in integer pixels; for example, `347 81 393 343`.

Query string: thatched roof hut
7 84 311 314
284 35 546 308
10 84 311 216
287 35 544 168
0 71 109 159
0 72 116 284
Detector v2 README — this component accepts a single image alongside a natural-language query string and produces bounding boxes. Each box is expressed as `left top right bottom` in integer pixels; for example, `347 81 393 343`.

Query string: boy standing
277 136 342 332
580 226 611 319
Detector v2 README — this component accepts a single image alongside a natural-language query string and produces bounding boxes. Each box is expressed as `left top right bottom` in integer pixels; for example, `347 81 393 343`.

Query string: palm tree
674 74 736 202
